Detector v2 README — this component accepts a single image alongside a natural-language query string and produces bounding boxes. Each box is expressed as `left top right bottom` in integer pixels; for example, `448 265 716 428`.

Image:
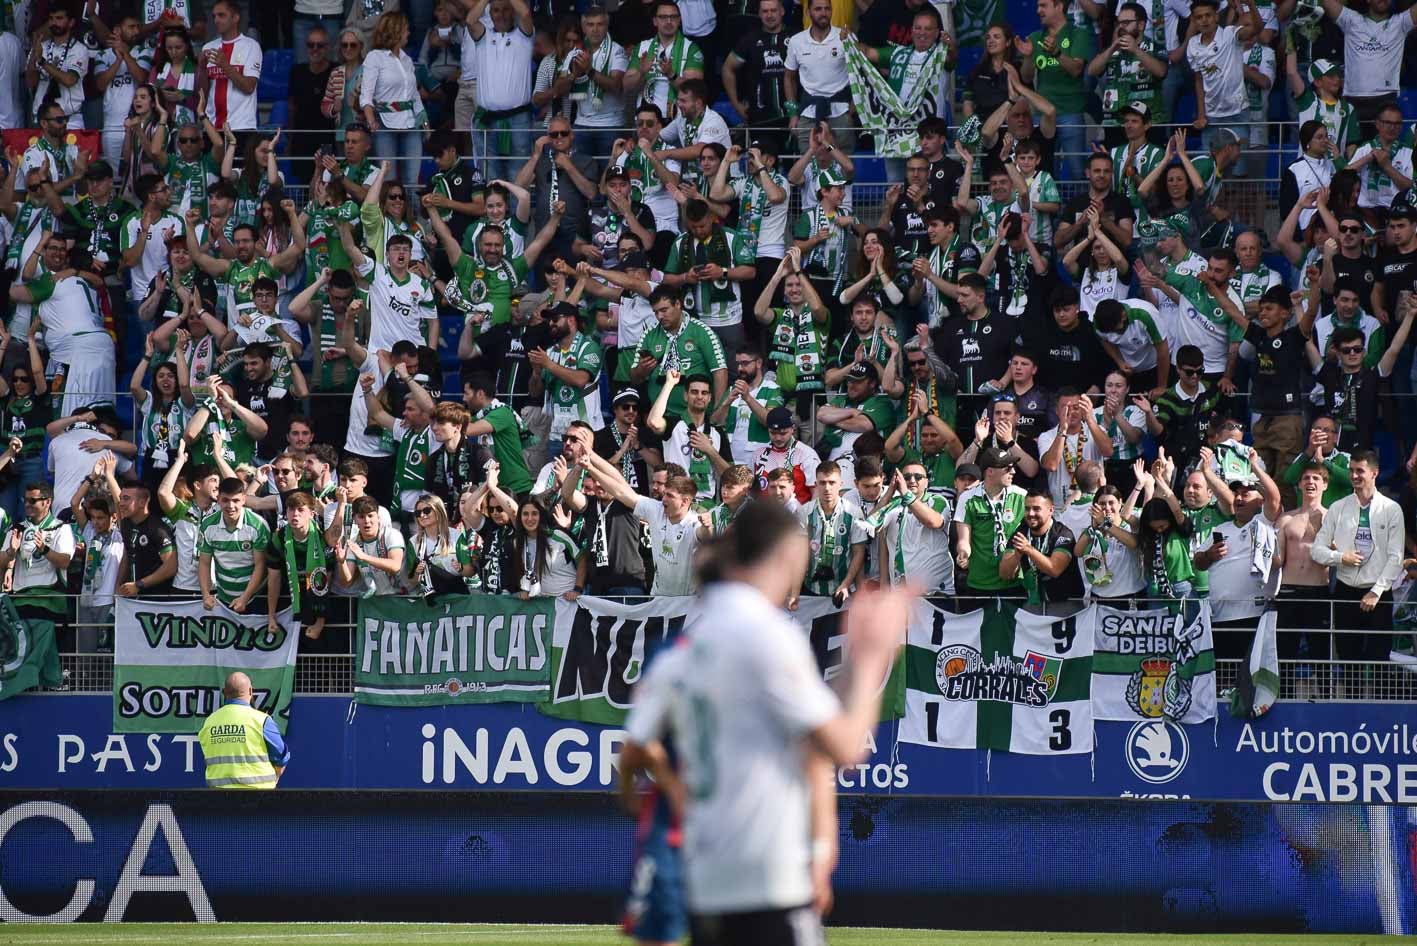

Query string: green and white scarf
282 524 327 614
844 41 946 157
769 305 825 393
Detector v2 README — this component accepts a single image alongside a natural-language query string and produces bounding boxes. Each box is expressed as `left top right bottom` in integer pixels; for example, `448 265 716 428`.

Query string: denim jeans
374 127 427 192
478 110 534 186
1054 112 1088 184
293 15 345 65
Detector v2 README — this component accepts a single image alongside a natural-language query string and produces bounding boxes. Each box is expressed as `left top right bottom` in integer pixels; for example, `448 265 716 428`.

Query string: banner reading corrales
355 596 554 706
114 598 299 734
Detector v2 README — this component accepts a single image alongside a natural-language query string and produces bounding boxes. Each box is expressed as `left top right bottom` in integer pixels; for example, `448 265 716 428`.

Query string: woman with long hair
223 130 284 226
1134 458 1198 621
255 187 310 314
1133 132 1209 248
323 29 368 146
130 333 196 491
361 11 427 191
839 228 913 334
1074 484 1145 602
118 85 167 200
150 27 204 130
532 18 585 125
1093 372 1146 496
1064 213 1131 316
373 177 430 261
963 24 1018 121
508 497 579 599
461 180 531 260
1276 187 1336 294
408 494 479 594
462 468 518 594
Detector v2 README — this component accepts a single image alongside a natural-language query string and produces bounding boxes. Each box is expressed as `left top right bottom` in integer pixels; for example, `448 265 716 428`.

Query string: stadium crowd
2 0 1417 696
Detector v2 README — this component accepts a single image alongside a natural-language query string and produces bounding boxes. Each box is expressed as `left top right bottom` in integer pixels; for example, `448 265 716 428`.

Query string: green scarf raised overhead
845 41 946 158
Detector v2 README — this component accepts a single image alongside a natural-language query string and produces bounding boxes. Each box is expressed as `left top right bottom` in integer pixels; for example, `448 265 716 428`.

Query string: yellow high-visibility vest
197 702 278 790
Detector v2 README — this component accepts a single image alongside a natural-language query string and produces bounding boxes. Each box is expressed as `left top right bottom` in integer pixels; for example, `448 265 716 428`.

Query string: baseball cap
767 406 795 429
1227 478 1258 493
956 243 982 274
1390 200 1417 222
1118 101 1151 121
612 387 641 406
1259 285 1292 309
978 447 1014 470
955 462 982 481
1309 59 1341 81
621 249 648 270
1209 126 1242 150
605 165 629 182
845 361 879 383
817 167 847 191
517 290 551 319
548 300 579 321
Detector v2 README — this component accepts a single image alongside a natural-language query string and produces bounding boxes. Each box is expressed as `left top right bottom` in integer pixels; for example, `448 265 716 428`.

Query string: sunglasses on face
1178 366 1201 376
549 129 571 138
273 467 297 475
1339 225 1363 234
11 375 30 383
386 193 405 201
903 473 928 481
416 507 433 517
340 41 361 48
23 496 46 504
307 41 328 48
178 136 201 144
1339 345 1363 354
907 358 927 367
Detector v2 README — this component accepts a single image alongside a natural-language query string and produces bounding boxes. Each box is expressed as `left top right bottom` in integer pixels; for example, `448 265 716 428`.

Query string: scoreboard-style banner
4 692 1417 804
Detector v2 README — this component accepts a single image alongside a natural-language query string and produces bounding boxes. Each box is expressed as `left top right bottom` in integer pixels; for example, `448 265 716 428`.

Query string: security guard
197 671 290 789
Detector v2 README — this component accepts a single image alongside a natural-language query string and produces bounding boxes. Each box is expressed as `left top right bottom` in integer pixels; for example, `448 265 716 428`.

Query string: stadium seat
711 99 743 129
853 156 887 185
266 100 290 140
259 48 293 103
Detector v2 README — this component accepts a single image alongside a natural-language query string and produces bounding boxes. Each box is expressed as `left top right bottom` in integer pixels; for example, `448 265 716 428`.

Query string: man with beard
560 466 650 596
576 165 658 268
515 116 599 262
957 394 1043 486
529 301 604 458
26 6 90 128
999 489 1083 610
722 0 791 155
954 446 1028 600
631 286 728 417
662 198 756 363
880 154 937 260
712 348 783 469
427 197 563 331
648 370 732 503
595 389 657 496
1194 468 1282 659
1054 152 1135 255
1091 6 1168 145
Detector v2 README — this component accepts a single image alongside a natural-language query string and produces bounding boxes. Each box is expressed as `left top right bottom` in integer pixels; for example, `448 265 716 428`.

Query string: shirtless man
1274 464 1329 698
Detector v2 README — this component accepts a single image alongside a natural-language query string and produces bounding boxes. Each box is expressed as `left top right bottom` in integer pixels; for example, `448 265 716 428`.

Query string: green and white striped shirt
195 508 270 602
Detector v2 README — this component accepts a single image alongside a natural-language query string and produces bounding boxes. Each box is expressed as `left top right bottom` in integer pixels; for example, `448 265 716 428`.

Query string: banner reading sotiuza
355 595 554 706
114 598 299 733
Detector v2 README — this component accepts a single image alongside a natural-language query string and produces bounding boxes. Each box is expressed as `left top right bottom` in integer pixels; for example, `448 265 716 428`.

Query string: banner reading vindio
114 598 300 733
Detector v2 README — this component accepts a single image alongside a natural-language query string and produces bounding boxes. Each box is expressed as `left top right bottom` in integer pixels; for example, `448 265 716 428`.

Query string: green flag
355 595 554 706
844 42 947 159
0 597 60 700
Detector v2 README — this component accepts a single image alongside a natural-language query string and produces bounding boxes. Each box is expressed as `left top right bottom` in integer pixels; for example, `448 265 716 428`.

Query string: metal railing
43 596 1417 702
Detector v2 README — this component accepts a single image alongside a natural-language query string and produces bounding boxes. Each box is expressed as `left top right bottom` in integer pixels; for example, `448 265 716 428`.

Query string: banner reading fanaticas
114 598 300 733
355 595 555 706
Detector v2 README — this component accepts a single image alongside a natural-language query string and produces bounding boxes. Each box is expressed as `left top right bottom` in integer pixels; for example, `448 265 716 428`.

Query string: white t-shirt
1077 266 1127 317
95 44 154 129
47 430 134 510
1036 426 1109 508
612 281 659 352
344 351 390 457
346 524 407 596
0 32 25 132
732 171 790 258
1206 513 1278 622
79 522 125 610
877 492 954 594
474 27 535 111
8 515 78 593
614 148 683 232
784 27 850 119
633 495 700 595
661 108 732 152
624 581 840 914
1077 521 1145 598
34 274 104 361
574 39 630 128
355 256 438 351
677 0 717 37
1337 7 1416 98
1353 139 1415 211
1186 25 1247 120
120 213 184 303
201 34 263 131
33 35 90 122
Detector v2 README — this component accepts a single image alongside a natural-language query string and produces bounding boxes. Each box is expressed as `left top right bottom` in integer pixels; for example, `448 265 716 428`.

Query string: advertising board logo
1125 719 1189 784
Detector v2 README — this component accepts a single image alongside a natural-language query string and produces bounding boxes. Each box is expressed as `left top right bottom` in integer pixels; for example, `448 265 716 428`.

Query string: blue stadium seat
259 48 292 103
266 100 289 139
711 99 743 128
853 156 887 185
1399 88 1417 121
